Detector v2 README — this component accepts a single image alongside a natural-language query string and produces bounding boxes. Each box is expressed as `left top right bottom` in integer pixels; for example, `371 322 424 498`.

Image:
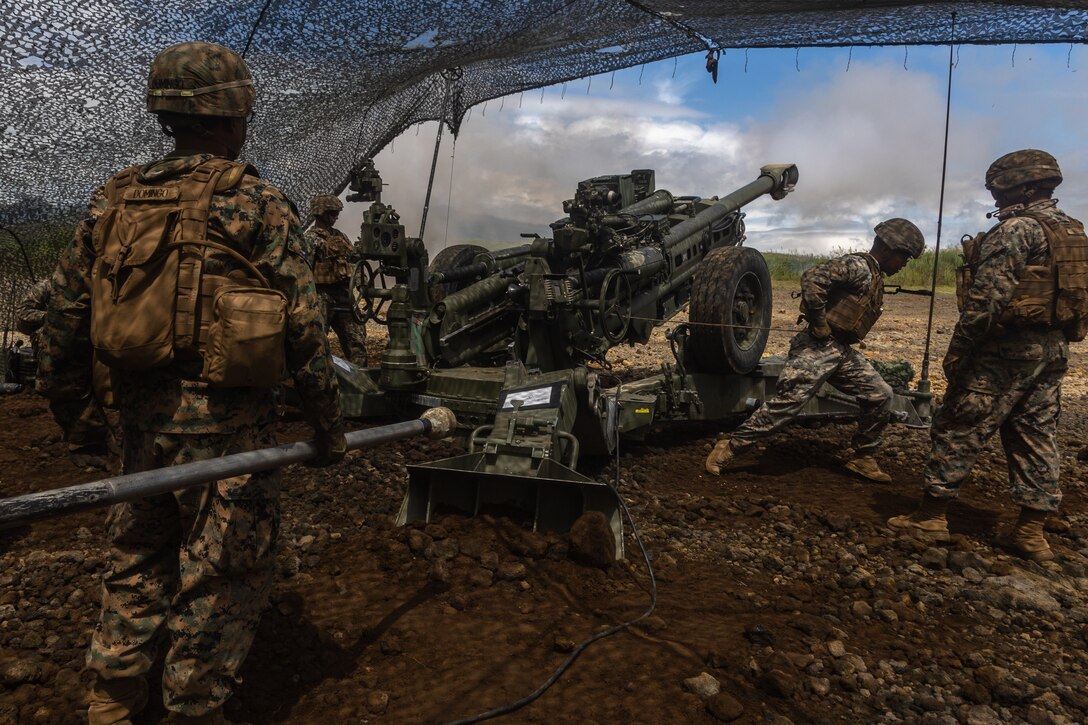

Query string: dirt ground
1 290 1087 725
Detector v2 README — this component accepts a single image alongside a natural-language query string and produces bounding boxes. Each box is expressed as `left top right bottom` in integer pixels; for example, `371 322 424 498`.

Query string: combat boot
844 455 892 483
1000 507 1055 562
705 439 743 475
886 493 951 542
87 675 148 725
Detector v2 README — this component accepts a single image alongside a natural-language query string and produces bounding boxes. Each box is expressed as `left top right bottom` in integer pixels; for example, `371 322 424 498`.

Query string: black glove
306 426 347 468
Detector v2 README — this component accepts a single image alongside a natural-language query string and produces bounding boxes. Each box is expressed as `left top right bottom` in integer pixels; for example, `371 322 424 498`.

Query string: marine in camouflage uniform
706 219 925 482
37 42 345 724
20 276 120 469
889 150 1084 562
305 195 368 366
15 277 50 353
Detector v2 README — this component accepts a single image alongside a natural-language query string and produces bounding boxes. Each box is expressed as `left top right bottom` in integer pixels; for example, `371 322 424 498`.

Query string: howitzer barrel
433 274 509 320
618 189 674 217
429 246 531 285
0 409 457 528
663 164 798 250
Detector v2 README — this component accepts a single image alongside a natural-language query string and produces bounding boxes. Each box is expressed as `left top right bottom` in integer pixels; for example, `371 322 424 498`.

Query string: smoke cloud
334 46 1086 257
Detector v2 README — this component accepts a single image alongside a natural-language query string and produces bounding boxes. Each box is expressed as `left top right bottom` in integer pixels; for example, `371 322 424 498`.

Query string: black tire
689 246 772 374
428 244 486 299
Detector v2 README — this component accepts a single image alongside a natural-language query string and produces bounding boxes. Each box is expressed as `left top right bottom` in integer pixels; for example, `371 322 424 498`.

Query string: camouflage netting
1 2 1087 319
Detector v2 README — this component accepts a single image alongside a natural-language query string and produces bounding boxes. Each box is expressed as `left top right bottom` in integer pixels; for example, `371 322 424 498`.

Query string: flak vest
957 209 1088 342
89 157 289 387
311 230 354 285
802 253 884 344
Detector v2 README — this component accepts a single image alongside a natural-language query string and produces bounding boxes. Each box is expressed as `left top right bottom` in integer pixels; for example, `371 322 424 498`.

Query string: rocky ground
1 290 1086 724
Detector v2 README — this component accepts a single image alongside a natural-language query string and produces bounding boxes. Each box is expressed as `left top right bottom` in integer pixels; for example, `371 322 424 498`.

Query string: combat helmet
985 149 1062 192
874 218 925 258
147 42 255 118
310 195 344 216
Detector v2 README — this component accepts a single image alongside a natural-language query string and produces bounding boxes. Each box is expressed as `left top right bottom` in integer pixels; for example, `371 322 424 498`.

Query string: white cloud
334 47 1088 259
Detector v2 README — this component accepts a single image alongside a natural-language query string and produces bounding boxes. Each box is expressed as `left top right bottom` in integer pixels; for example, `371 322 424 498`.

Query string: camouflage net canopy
3 1 1088 233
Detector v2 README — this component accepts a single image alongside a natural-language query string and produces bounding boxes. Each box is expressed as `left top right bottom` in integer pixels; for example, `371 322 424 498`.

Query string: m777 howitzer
339 162 931 557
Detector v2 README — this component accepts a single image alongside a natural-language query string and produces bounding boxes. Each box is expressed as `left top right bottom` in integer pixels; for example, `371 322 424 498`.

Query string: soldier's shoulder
234 172 288 203
994 215 1046 237
229 174 301 218
829 253 871 275
1048 206 1084 227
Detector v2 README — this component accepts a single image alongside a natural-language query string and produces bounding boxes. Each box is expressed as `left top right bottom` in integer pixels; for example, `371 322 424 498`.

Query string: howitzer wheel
689 246 772 374
428 243 486 302
351 260 390 325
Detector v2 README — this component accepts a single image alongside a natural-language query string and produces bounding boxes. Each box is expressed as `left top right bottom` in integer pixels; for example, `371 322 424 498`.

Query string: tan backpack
90 158 288 387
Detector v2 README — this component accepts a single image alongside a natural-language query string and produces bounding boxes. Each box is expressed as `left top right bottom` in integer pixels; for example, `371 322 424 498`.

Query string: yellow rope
627 313 804 334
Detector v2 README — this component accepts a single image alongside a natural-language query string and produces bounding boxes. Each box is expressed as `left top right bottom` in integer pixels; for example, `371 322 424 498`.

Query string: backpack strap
174 158 255 348
168 238 271 289
91 166 141 257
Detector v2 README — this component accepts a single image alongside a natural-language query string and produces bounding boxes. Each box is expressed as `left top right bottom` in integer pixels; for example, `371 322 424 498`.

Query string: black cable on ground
445 384 658 725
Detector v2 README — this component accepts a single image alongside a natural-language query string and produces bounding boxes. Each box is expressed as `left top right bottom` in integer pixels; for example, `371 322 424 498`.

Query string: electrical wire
445 382 658 725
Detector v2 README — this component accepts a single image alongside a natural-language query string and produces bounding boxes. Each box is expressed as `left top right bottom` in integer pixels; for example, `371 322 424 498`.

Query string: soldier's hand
809 320 832 341
942 337 972 385
805 308 831 342
942 352 964 385
809 306 831 341
306 426 347 468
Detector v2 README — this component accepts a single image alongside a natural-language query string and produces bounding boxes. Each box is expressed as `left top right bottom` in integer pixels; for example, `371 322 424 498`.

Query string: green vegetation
762 248 963 290
0 221 74 279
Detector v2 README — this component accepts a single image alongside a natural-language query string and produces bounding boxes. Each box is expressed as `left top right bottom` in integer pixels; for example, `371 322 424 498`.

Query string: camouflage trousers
319 283 367 366
924 333 1068 511
86 425 280 716
732 331 893 454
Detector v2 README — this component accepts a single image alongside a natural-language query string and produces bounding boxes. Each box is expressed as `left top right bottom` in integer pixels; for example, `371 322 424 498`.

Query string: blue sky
336 42 1087 256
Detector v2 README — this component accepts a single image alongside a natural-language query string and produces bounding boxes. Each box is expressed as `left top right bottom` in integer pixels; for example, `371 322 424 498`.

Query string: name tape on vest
123 187 181 202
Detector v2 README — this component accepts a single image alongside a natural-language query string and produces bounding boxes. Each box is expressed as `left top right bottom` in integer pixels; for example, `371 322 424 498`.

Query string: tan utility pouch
955 233 984 313
825 254 883 344
1000 265 1055 326
202 285 288 387
1043 216 1088 339
313 257 352 285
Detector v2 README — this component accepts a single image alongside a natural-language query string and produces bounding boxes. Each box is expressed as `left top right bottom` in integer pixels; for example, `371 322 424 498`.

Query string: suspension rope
623 0 714 50
420 68 462 240
627 313 801 334
443 136 458 249
920 12 957 384
241 0 275 58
